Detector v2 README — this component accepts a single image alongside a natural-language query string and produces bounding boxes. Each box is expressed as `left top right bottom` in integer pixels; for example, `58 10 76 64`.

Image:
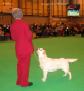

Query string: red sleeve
25 24 34 52
10 25 16 41
25 24 33 41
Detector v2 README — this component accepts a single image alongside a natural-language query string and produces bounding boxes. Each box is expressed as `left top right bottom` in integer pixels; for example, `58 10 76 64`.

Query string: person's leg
16 61 22 85
16 53 32 86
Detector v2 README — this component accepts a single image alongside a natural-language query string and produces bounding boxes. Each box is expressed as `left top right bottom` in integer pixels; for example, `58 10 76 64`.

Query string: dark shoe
28 82 33 86
20 82 33 87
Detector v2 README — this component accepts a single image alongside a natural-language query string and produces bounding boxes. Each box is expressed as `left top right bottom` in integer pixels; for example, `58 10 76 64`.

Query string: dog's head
36 48 46 58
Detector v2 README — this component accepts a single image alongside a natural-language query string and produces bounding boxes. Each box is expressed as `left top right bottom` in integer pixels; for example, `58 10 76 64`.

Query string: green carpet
0 37 84 91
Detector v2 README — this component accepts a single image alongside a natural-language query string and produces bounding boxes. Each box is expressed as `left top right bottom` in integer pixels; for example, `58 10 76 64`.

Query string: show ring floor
0 37 84 91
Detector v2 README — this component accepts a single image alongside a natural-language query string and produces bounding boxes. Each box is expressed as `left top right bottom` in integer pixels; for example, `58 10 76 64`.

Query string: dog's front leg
42 70 48 82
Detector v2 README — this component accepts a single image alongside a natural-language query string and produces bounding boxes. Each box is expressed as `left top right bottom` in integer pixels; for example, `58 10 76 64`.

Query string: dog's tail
68 58 78 63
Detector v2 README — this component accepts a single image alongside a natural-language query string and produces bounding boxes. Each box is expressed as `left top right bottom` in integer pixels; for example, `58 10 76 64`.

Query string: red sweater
10 19 34 55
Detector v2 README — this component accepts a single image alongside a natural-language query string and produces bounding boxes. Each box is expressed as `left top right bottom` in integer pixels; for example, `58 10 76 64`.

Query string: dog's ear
43 48 46 51
34 47 39 51
43 49 46 54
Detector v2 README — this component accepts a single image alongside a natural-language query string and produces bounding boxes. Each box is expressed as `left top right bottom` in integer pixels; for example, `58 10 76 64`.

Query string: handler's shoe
16 81 33 87
20 82 33 87
28 82 33 86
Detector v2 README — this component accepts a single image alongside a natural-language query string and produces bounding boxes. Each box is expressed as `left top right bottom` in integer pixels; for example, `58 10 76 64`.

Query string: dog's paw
63 74 67 77
41 78 46 82
69 77 72 80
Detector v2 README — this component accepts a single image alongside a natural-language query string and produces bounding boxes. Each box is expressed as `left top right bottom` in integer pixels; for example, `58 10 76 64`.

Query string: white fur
36 48 78 82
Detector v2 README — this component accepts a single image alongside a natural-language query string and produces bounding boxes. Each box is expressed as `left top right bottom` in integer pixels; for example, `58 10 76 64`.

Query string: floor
0 37 84 91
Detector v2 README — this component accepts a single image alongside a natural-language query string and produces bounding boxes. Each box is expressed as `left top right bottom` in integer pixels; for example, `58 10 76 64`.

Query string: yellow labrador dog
36 48 77 82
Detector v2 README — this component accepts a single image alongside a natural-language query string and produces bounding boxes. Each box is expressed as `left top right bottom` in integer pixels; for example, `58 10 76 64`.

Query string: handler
10 8 34 87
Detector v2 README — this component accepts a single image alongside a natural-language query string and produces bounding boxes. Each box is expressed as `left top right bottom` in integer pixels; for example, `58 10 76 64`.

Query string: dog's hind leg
63 71 72 80
63 72 67 77
42 70 48 82
68 71 72 80
63 67 72 80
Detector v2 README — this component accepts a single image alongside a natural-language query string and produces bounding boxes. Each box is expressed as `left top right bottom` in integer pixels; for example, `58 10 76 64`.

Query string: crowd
0 22 84 41
31 22 84 38
0 24 10 40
